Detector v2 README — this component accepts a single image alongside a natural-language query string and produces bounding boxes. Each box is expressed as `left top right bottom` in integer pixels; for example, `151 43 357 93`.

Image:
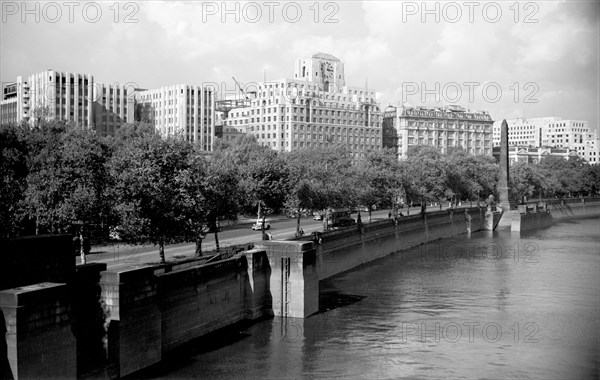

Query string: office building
493 117 599 164
0 70 94 127
493 146 579 165
92 83 136 136
134 84 216 150
220 53 382 156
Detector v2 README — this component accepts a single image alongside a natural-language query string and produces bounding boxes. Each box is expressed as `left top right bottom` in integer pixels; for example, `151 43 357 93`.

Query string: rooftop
311 52 340 61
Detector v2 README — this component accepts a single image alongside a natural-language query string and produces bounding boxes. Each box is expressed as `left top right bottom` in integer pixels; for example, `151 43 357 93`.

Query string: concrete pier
254 241 319 318
0 283 76 380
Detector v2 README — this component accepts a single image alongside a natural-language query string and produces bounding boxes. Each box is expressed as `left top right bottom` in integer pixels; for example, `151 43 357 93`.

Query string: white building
134 85 216 150
383 105 494 159
494 117 599 164
493 146 579 165
0 70 137 137
0 70 95 127
0 83 18 124
221 53 382 156
92 83 135 136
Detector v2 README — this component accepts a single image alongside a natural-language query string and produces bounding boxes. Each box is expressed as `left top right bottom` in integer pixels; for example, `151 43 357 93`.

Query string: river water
152 217 599 379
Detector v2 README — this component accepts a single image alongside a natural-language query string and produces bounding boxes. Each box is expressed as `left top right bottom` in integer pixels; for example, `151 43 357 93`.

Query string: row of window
407 121 491 130
408 130 489 137
407 138 491 147
246 123 380 136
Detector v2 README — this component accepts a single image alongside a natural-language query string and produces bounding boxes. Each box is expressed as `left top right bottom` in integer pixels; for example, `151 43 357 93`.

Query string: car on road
313 214 323 221
252 220 271 230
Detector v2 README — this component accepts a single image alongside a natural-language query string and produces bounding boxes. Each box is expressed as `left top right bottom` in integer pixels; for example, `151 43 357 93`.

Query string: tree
56 126 113 263
241 150 290 238
113 121 157 140
21 120 68 235
509 162 542 203
285 148 328 235
193 153 242 254
403 146 450 211
579 164 600 196
355 148 402 221
308 146 358 210
0 123 30 238
445 150 499 205
109 134 196 263
19 121 112 263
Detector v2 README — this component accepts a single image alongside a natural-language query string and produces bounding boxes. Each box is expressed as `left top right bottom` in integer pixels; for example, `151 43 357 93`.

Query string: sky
1 0 599 130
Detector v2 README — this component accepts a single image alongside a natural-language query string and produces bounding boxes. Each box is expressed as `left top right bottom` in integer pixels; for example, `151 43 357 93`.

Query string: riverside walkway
84 204 475 270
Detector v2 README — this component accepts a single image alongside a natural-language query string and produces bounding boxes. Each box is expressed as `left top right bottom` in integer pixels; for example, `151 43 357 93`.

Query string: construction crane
232 76 249 100
216 76 252 120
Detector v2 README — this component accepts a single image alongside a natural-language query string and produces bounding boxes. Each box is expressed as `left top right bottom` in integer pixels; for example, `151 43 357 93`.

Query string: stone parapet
0 282 76 380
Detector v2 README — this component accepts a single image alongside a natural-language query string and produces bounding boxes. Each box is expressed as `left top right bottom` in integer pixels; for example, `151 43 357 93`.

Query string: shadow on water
123 318 268 379
318 290 366 314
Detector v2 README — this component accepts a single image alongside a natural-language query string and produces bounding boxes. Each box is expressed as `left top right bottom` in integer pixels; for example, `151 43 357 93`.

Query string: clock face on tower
321 61 334 79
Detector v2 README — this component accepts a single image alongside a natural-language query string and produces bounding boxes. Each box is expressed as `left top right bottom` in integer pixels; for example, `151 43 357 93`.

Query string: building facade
0 70 95 127
2 70 217 151
92 83 135 136
383 105 494 160
134 84 216 150
0 82 19 124
220 53 382 156
493 117 599 164
493 146 579 165
1 70 130 135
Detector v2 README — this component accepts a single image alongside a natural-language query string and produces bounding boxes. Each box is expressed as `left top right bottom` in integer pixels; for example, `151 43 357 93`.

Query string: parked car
252 220 271 230
313 214 323 221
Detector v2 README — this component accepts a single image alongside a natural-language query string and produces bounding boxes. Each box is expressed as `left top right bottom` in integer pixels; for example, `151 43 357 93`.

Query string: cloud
0 0 597 130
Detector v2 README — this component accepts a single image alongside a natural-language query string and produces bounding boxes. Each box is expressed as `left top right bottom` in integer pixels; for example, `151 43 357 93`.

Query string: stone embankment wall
511 197 600 231
2 200 598 379
546 197 600 220
301 207 486 280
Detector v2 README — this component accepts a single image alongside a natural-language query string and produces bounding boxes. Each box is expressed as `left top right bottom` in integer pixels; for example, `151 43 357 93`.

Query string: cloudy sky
2 1 598 130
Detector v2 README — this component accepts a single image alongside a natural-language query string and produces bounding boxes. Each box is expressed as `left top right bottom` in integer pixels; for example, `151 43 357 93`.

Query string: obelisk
498 119 511 210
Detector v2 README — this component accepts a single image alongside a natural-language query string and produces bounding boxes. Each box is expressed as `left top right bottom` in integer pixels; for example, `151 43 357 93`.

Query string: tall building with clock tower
219 52 381 157
293 52 346 92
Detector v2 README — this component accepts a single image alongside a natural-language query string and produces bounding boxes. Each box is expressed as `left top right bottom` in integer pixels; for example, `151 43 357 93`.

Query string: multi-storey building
134 84 215 150
215 116 245 143
1 70 95 127
1 70 132 135
493 117 599 164
91 83 136 136
382 104 494 159
493 146 579 165
221 53 382 156
2 70 217 151
0 83 19 123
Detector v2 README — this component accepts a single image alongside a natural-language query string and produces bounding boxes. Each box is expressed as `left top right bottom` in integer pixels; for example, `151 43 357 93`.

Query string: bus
326 208 356 228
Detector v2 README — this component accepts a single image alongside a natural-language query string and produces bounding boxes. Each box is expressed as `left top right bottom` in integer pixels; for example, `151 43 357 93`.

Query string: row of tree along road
2 121 599 263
